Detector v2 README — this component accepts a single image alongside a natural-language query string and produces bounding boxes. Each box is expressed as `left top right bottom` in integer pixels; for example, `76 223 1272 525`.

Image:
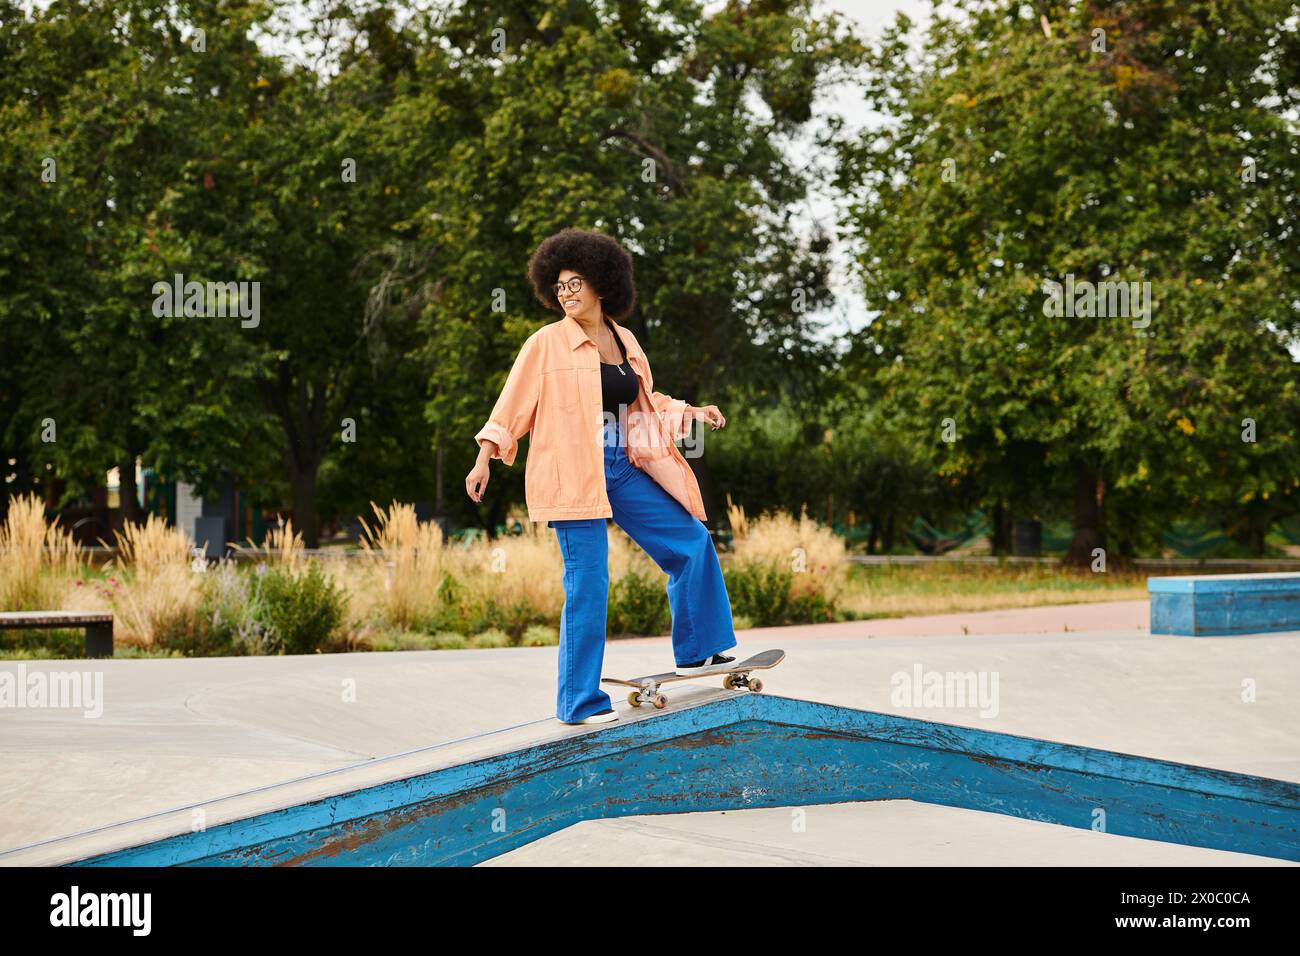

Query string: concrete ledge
1150 572 1300 636
3 691 1297 866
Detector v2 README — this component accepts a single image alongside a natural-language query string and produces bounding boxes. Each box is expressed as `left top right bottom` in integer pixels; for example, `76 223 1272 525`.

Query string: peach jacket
475 313 707 523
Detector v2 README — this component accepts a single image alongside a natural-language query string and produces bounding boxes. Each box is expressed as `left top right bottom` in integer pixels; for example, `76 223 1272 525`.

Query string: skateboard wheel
722 674 737 690
748 677 763 692
628 691 643 708
653 694 668 709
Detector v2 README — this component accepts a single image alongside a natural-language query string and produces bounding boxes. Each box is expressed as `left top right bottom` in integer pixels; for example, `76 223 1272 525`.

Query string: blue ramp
5 694 1297 866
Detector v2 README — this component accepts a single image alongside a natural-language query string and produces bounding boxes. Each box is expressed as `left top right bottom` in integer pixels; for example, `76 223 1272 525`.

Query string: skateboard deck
602 648 785 709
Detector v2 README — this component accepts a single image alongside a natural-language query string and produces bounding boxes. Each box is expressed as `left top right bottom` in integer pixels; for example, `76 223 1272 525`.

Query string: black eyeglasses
553 276 584 298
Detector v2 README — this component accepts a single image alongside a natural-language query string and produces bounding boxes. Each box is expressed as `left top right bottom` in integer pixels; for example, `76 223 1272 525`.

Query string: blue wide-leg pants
548 421 737 722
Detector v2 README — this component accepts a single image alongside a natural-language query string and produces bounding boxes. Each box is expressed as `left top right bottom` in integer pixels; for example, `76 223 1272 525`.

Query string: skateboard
601 648 786 709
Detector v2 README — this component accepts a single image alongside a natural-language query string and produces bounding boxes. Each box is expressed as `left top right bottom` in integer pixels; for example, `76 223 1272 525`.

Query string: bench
0 611 114 657
1149 572 1300 636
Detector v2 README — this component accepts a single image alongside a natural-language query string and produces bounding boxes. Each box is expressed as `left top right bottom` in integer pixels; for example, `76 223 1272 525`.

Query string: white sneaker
675 652 738 677
565 708 619 725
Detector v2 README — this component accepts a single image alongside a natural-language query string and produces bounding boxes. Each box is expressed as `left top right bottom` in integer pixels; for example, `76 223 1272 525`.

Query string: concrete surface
1 598 1297 864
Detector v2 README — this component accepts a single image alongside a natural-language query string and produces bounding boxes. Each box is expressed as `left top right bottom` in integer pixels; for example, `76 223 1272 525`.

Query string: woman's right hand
465 457 491 503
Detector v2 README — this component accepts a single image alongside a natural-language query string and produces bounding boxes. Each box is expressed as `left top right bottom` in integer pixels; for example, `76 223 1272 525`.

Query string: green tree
1 1 438 544
837 0 1300 562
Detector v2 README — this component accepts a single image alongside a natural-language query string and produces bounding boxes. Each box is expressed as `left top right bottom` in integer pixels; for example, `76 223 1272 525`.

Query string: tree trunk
1065 462 1105 566
991 500 1008 555
883 512 896 553
1227 500 1272 557
434 439 445 518
262 371 327 548
289 464 320 547
117 455 141 528
868 513 881 555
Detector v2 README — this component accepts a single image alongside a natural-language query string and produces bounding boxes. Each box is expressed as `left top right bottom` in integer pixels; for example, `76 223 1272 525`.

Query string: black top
600 321 640 416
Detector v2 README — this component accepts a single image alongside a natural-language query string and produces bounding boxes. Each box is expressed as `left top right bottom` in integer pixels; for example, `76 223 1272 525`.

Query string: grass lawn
837 561 1148 619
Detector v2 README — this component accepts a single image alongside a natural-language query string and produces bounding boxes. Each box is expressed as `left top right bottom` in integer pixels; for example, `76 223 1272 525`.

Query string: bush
192 560 255 656
469 627 511 648
725 561 788 625
0 493 81 611
787 586 834 624
250 561 347 655
521 624 558 646
607 570 670 636
411 606 465 636
464 598 545 638
725 560 835 626
722 501 847 623
433 631 469 649
368 630 439 651
90 563 204 653
108 646 184 659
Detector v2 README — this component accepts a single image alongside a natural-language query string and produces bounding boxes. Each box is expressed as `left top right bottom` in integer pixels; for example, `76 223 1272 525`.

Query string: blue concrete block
47 694 1300 866
1150 572 1300 636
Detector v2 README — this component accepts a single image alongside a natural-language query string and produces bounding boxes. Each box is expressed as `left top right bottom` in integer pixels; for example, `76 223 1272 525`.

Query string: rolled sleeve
650 391 693 443
475 421 520 466
476 333 541 467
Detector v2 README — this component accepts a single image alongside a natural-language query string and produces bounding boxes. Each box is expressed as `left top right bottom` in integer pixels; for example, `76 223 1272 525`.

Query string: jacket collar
561 310 631 356
560 311 650 406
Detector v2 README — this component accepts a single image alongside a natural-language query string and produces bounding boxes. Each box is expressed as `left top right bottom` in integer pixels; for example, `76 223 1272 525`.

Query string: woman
465 228 739 724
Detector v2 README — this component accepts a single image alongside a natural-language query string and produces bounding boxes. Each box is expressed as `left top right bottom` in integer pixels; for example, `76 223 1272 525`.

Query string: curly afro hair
527 228 637 319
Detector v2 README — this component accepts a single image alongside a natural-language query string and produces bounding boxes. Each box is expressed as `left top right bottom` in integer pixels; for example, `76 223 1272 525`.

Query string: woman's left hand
690 404 726 430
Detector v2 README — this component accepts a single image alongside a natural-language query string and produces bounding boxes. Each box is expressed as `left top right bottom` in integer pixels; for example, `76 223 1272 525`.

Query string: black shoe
563 707 619 725
675 652 737 676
